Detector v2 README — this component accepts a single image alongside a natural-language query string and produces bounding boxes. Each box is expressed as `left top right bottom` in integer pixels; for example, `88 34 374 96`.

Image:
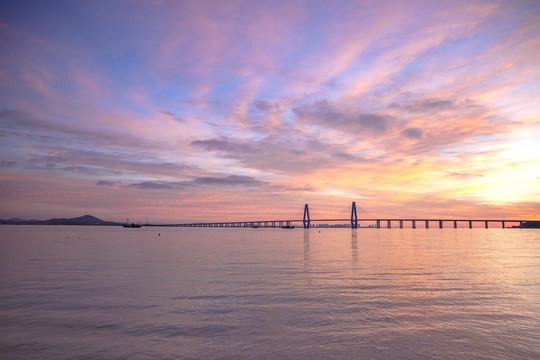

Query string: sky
1 0 539 223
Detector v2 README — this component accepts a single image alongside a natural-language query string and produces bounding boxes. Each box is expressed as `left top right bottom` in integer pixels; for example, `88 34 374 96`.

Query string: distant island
0 215 122 226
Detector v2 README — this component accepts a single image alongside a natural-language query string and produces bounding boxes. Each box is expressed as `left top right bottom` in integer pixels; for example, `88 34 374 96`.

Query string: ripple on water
0 227 539 359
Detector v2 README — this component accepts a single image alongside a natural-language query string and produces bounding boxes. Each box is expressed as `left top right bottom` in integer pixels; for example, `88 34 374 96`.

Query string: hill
0 215 121 226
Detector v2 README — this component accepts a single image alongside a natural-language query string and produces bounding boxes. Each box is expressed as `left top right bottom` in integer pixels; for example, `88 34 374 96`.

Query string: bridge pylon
303 204 310 229
351 201 358 229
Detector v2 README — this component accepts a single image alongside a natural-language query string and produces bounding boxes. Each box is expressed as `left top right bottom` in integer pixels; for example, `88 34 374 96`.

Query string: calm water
1 226 539 359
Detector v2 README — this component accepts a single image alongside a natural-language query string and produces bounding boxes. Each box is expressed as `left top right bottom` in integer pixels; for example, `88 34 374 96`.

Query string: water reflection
351 229 358 266
302 228 359 270
303 229 311 285
303 229 310 265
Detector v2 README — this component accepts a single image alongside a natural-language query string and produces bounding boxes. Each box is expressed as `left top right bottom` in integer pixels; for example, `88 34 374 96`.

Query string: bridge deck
151 218 528 229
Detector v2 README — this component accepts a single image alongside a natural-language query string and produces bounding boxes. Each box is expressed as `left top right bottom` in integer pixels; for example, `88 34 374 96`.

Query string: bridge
152 203 530 229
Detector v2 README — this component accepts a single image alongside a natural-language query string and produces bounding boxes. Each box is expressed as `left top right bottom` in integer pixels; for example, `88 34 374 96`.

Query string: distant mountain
0 215 121 226
41 215 119 225
7 217 37 222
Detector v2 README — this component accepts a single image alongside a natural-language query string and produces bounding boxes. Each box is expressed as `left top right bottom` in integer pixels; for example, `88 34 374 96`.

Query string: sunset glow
1 0 539 222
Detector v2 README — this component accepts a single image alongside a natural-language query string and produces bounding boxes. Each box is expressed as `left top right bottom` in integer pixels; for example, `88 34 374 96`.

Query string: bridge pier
351 202 358 229
425 220 429 229
454 220 457 229
439 220 443 229
485 221 489 229
400 220 403 229
387 220 391 228
376 220 380 229
303 204 310 229
412 220 416 229
469 220 473 229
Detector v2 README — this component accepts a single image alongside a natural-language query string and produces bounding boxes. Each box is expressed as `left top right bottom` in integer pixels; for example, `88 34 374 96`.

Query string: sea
1 225 539 359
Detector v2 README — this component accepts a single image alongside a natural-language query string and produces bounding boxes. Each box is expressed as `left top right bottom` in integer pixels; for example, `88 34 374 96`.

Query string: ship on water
123 219 141 228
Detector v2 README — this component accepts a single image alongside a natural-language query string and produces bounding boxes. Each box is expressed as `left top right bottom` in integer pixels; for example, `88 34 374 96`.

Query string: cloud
357 113 390 133
446 172 484 179
0 160 17 168
389 98 455 113
190 138 256 154
293 100 393 135
190 133 371 175
20 159 115 176
128 174 268 190
96 180 116 186
0 109 164 151
401 127 423 139
253 100 278 112
129 181 176 190
17 149 193 179
159 110 183 122
193 175 268 187
0 109 197 178
331 152 367 162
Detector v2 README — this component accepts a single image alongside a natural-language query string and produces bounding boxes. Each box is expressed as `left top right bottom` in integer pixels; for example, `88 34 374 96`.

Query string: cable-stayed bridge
151 203 533 229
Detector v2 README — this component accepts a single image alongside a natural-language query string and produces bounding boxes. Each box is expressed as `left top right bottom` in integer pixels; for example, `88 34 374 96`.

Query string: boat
282 225 294 229
123 223 141 228
122 218 141 228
